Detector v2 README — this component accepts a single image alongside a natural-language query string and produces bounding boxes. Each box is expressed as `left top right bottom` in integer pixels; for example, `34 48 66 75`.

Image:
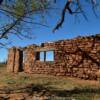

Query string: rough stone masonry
7 34 100 80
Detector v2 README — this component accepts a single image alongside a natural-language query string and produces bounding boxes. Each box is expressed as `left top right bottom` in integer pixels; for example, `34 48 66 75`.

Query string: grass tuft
0 65 100 99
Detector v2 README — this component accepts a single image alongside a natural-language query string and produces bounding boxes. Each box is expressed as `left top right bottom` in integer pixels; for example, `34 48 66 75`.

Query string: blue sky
0 0 100 62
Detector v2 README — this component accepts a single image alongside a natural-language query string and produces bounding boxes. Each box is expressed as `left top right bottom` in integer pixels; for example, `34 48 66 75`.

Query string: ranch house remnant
7 34 100 80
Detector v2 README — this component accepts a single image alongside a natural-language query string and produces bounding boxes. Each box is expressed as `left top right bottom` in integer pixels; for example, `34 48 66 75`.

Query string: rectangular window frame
35 50 54 62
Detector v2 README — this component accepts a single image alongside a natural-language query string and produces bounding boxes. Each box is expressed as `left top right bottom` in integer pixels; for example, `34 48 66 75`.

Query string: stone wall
7 34 100 80
7 47 23 73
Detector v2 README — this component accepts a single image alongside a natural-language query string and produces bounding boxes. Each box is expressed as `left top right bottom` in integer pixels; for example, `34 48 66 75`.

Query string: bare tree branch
0 16 24 39
53 0 72 32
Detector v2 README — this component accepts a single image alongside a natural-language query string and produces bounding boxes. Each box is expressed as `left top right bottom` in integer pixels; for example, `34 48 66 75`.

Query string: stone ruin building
7 34 100 80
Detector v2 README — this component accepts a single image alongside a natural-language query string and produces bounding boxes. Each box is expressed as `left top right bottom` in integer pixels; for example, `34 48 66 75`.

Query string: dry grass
0 65 100 100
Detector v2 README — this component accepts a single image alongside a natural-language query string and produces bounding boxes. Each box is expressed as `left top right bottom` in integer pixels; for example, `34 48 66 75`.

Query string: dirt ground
0 65 100 100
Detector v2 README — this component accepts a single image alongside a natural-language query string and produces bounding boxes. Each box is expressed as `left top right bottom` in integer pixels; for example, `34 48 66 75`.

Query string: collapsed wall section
7 48 15 72
7 47 23 73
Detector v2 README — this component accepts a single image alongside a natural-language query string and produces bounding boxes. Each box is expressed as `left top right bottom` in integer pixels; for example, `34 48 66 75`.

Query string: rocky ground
0 84 53 100
0 65 100 100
